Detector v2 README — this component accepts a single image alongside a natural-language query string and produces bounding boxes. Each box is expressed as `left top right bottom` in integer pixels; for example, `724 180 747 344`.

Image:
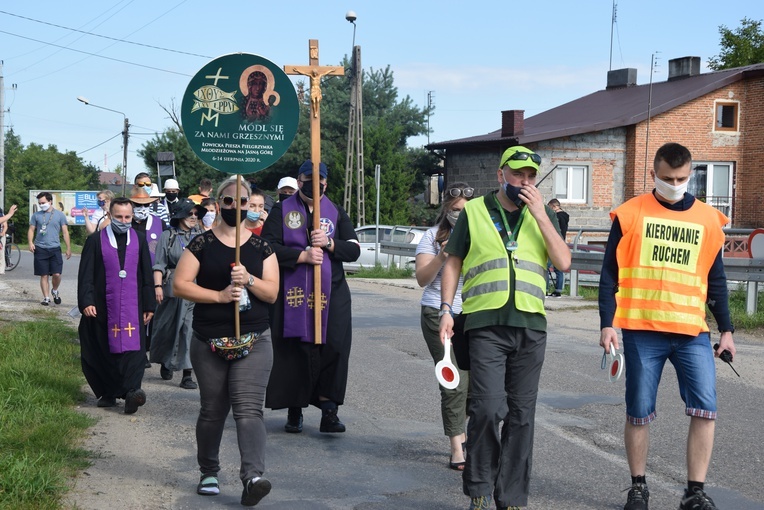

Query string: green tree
3 129 101 244
708 18 764 70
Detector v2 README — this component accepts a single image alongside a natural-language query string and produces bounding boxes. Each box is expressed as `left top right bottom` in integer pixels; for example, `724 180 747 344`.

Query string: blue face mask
142 185 152 195
503 182 525 208
111 219 132 235
97 199 106 207
247 211 261 223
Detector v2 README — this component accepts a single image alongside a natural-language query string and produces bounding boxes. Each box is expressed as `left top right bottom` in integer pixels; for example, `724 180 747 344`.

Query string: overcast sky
1 0 760 183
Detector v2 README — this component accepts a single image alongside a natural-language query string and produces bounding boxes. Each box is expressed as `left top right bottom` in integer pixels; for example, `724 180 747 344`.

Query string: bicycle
4 223 21 272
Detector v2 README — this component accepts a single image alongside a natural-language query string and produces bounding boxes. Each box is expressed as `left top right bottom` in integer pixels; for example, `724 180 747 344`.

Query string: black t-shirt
188 230 273 339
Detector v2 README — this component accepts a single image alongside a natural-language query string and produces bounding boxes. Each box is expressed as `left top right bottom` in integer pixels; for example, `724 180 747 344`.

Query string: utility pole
0 61 5 211
426 91 435 145
343 46 365 226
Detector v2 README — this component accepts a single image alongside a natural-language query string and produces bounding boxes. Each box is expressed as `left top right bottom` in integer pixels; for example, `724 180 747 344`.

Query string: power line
77 132 122 155
0 30 192 77
0 10 212 59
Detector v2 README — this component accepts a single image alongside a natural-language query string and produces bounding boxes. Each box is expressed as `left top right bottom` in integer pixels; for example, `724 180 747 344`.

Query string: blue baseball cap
298 160 328 179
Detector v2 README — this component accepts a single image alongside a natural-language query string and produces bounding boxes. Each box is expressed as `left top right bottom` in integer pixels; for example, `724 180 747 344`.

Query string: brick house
427 57 764 236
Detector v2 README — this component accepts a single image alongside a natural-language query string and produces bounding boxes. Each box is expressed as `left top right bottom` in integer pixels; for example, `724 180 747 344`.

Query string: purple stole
144 214 164 265
100 228 142 354
282 195 338 344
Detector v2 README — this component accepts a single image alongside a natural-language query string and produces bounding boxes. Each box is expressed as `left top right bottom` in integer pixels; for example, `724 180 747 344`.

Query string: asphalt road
1 251 763 509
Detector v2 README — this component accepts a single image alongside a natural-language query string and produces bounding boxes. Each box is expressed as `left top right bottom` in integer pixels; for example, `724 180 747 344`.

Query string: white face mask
133 206 150 221
654 177 688 202
39 202 51 211
446 210 461 227
202 212 215 228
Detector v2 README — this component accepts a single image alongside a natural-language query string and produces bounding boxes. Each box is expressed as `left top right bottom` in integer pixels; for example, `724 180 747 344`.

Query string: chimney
668 57 701 81
501 110 524 137
606 68 637 89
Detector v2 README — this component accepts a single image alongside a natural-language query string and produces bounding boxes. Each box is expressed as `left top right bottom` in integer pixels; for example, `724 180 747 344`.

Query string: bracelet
154 284 162 288
440 302 453 311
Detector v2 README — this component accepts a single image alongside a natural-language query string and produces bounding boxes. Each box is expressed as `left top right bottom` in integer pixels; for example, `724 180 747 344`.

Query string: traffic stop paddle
181 52 299 340
435 335 460 390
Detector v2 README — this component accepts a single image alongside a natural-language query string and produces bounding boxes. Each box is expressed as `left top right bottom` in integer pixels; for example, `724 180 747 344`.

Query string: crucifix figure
284 39 344 344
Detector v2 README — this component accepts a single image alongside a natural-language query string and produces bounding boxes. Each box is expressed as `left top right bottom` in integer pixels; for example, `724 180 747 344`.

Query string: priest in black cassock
263 160 360 433
78 197 156 414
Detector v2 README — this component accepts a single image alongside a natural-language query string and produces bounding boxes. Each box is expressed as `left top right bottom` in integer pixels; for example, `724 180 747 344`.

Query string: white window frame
689 161 734 219
553 164 589 204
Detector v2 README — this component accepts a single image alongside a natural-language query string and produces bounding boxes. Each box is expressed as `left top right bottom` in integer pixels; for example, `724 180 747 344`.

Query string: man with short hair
28 192 72 305
188 178 213 205
0 204 18 275
439 146 570 510
264 160 361 434
134 173 169 225
599 142 734 510
78 197 156 413
163 178 182 217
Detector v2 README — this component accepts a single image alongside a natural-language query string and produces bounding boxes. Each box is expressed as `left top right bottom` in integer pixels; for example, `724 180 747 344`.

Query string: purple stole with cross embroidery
281 195 337 344
100 227 142 354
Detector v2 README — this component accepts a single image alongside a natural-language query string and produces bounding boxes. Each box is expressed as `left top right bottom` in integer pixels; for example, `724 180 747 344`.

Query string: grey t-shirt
30 209 67 249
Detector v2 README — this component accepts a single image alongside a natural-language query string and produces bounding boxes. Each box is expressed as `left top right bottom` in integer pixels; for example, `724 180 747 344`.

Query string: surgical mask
133 206 150 221
503 182 525 208
220 208 247 227
202 212 215 228
165 192 178 202
654 178 688 202
111 219 132 234
39 202 51 211
446 210 461 227
141 185 152 195
300 182 325 200
247 211 261 223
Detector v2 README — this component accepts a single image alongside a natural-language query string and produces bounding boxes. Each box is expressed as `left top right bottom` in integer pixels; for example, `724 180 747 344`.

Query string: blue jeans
622 330 716 425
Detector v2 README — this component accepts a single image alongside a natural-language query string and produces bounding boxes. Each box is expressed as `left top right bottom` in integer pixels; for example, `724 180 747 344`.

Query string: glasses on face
136 180 152 186
188 212 199 217
501 151 542 168
447 187 474 198
219 195 249 207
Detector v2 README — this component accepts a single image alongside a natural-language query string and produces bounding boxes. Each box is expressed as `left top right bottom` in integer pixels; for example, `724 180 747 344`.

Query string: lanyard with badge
39 210 53 236
492 193 525 252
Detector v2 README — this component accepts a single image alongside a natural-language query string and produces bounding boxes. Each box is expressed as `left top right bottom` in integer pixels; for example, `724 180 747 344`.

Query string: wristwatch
247 274 255 287
326 237 333 250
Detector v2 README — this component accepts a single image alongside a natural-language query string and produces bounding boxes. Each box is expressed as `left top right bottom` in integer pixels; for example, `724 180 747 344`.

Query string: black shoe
623 483 649 510
179 376 197 390
320 407 346 433
97 396 116 408
241 477 271 506
679 487 717 510
284 408 303 433
124 389 146 414
551 291 562 298
160 364 173 380
144 355 152 369
52 290 62 305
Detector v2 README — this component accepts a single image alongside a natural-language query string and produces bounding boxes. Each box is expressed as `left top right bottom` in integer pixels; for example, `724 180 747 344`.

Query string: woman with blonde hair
83 190 115 234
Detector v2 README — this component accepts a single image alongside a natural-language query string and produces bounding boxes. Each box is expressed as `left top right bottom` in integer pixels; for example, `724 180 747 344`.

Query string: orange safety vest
611 193 728 336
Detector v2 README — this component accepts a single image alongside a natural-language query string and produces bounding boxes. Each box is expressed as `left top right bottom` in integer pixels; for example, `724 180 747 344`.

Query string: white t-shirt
415 226 464 313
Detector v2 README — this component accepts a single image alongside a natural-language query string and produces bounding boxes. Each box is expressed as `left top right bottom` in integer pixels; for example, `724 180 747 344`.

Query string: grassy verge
572 284 764 331
346 264 413 279
0 313 94 510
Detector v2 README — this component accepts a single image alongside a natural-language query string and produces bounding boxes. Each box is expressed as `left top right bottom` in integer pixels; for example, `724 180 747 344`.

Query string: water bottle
238 286 251 312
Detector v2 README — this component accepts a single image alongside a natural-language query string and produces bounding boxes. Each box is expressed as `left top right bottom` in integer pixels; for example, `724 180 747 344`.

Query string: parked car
343 225 427 273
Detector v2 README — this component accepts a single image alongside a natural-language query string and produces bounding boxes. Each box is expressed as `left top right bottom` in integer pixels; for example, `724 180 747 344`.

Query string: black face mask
220 208 247 227
300 182 325 200
278 193 293 203
165 192 178 202
503 182 525 208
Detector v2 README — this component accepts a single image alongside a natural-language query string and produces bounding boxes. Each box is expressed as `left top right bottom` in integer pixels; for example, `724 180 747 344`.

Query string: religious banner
181 53 299 174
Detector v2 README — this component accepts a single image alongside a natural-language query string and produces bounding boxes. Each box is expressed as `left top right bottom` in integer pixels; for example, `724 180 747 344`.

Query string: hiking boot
320 407 346 433
196 475 219 496
124 389 146 414
469 495 492 510
284 407 303 433
179 376 197 390
679 487 717 510
160 364 173 380
97 396 117 408
241 477 271 506
52 289 61 305
624 483 649 510
41 297 50 306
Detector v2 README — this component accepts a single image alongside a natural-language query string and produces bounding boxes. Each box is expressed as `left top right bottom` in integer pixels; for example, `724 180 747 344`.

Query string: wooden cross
285 40 344 345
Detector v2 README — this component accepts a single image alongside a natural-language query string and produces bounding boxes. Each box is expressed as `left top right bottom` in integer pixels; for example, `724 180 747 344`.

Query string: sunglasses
136 181 152 186
219 195 249 207
448 187 474 198
501 151 542 167
188 212 199 217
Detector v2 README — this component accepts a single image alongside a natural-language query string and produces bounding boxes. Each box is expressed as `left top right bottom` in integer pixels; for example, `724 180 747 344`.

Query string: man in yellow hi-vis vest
440 146 570 510
599 142 735 510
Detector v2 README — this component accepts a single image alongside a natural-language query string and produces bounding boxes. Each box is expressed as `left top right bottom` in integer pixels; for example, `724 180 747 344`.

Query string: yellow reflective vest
461 196 547 315
612 193 728 336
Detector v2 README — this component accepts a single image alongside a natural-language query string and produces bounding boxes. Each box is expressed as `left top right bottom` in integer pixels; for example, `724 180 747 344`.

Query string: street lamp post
77 96 130 197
